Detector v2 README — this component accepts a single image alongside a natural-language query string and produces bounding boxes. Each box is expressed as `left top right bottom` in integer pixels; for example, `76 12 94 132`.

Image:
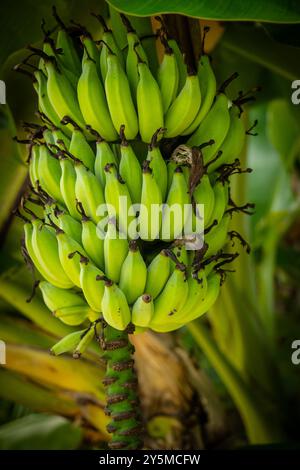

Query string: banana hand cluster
17 10 253 342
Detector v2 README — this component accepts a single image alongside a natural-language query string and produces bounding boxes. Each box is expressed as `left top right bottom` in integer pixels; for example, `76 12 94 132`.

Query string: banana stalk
102 326 143 450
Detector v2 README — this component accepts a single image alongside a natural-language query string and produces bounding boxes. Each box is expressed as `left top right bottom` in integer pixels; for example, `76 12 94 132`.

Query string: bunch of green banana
18 9 253 338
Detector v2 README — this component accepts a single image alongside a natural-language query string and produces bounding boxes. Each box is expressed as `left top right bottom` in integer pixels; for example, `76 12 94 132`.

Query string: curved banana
38 144 63 203
104 47 138 140
101 279 131 331
34 70 62 129
119 241 147 305
94 136 118 187
24 222 72 289
73 325 95 358
150 263 188 328
205 213 230 258
209 181 228 225
56 227 88 287
55 208 82 244
193 174 215 228
77 55 118 141
145 249 170 299
68 124 95 171
172 269 208 323
79 257 105 313
39 280 85 312
104 163 133 236
187 93 230 164
168 39 186 93
77 201 105 270
150 272 220 332
137 58 164 143
208 105 246 173
98 17 125 81
31 219 74 288
157 36 179 113
183 272 221 323
45 57 85 130
28 144 40 188
147 128 168 201
104 217 129 283
182 55 217 135
132 294 154 327
122 15 148 100
54 305 91 326
164 71 201 138
119 125 142 204
74 162 105 224
51 329 87 356
139 160 163 241
59 155 79 220
161 166 190 241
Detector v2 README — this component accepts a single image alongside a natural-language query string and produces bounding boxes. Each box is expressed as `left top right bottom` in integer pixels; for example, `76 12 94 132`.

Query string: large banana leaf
107 0 300 23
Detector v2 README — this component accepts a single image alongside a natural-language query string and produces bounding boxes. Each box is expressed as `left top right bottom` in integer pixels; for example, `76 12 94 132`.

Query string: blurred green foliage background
0 0 300 449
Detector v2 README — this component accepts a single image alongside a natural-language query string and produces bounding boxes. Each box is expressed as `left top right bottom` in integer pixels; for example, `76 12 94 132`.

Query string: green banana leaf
0 413 82 450
107 0 300 23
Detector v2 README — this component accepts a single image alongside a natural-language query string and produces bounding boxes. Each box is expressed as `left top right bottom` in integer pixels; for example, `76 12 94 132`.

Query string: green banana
39 280 85 312
54 305 91 326
44 56 85 130
34 70 62 129
77 54 118 141
147 128 168 201
150 263 188 328
51 329 87 356
101 278 131 331
55 226 88 287
76 201 105 270
104 46 138 140
23 221 71 288
119 241 147 305
74 161 105 224
104 163 134 236
161 166 190 241
54 208 82 244
79 257 104 313
119 125 142 204
208 106 246 173
81 33 100 71
132 294 154 327
28 144 40 188
172 269 208 323
205 213 230 258
164 71 201 138
139 160 163 241
183 272 221 323
187 93 230 164
73 325 95 358
209 181 228 225
59 155 79 220
67 121 95 171
104 217 129 283
97 16 125 81
30 219 74 288
193 174 215 228
122 14 148 100
53 8 81 76
38 144 63 203
168 39 186 92
182 55 217 135
137 58 164 143
94 135 118 187
145 249 170 299
157 35 179 113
